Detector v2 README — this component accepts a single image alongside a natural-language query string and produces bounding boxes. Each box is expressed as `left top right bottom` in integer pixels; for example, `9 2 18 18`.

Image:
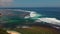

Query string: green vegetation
14 26 60 34
0 29 9 34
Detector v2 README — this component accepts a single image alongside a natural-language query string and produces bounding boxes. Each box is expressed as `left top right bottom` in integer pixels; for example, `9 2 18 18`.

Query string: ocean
0 7 60 28
18 7 60 19
22 7 60 26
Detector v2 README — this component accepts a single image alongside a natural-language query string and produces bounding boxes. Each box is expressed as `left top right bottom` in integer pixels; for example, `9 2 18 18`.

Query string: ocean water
18 7 60 26
19 7 60 19
0 7 60 28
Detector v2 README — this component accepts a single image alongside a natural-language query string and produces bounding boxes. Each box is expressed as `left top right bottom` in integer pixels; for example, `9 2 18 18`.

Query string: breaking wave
35 18 60 25
24 11 42 19
24 10 60 26
3 9 60 26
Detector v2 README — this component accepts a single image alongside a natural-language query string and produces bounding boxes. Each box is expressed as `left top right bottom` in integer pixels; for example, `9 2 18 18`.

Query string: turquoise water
0 7 60 28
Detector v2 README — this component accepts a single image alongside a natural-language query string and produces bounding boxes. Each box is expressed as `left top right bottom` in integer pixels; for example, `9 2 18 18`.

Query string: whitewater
23 10 60 26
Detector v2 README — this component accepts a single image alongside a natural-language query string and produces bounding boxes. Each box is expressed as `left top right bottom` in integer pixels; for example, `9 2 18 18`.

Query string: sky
0 0 60 7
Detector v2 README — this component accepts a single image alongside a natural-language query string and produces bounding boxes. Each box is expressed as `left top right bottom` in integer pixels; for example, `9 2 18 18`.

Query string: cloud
0 0 13 7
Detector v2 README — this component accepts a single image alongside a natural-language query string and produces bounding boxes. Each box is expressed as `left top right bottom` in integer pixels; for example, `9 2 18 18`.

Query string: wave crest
24 11 42 19
35 18 60 25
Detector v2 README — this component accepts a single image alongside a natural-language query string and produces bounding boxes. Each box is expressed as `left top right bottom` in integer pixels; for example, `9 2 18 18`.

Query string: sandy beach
7 30 21 34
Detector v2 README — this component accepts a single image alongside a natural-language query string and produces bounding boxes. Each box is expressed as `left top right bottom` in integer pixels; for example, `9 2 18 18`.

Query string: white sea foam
24 10 60 26
2 9 60 26
24 11 42 19
14 9 41 18
35 18 60 25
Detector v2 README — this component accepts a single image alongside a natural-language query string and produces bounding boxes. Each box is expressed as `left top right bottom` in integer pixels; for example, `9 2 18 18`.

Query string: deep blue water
18 7 60 20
